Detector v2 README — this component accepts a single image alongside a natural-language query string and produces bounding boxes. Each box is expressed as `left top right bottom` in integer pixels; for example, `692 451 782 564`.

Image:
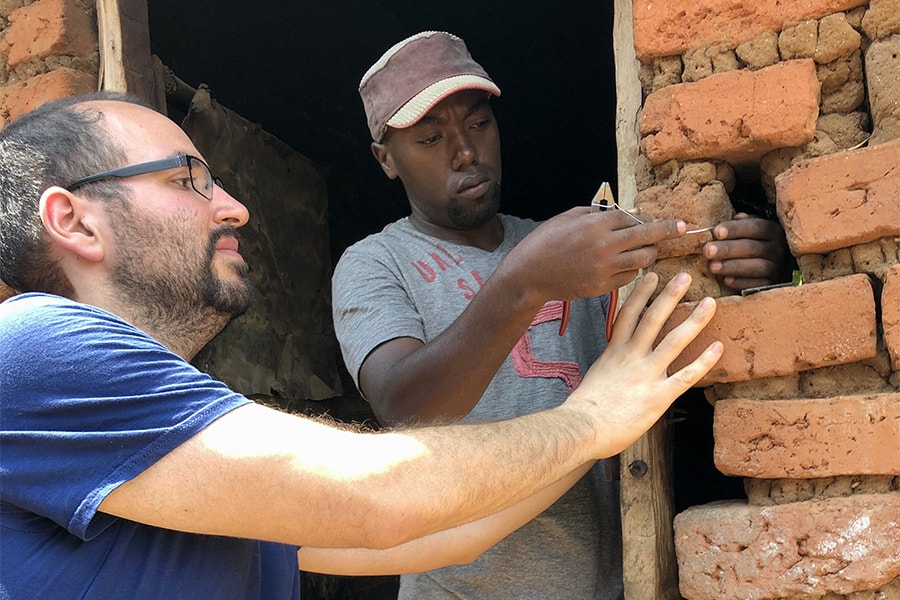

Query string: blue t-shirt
0 293 300 599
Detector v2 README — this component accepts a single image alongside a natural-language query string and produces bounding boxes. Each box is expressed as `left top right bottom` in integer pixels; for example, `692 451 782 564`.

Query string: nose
213 185 250 228
450 130 478 171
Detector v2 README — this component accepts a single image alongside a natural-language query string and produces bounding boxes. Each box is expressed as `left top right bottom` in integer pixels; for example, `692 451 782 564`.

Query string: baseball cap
359 31 502 142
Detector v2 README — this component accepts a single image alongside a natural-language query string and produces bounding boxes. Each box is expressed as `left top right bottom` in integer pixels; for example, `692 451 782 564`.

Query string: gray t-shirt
332 214 623 599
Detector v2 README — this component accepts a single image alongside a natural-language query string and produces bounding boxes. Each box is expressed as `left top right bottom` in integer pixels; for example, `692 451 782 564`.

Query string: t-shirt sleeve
0 296 251 540
331 243 426 389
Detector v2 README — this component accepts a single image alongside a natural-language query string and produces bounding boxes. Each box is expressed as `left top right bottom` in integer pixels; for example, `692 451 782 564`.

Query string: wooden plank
620 421 681 600
96 0 160 109
613 0 682 598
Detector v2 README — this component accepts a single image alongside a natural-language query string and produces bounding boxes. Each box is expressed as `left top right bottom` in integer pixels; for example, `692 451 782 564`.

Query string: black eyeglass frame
66 154 222 201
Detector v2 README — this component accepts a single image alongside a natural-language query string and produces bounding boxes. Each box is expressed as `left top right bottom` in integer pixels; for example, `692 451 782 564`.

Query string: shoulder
1 293 142 336
333 218 423 275
0 293 165 367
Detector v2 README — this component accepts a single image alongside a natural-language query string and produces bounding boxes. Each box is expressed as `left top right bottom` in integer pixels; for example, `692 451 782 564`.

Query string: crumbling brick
635 180 734 259
659 274 877 386
0 67 95 125
884 265 900 370
861 0 900 41
865 35 900 145
0 0 96 71
746 476 900 506
714 393 900 478
640 60 820 165
675 495 900 600
633 0 869 61
775 138 900 255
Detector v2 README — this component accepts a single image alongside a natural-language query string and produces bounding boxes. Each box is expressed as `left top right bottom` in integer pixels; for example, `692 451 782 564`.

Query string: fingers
607 271 659 343
712 216 781 243
630 272 695 348
667 337 724 390
652 295 718 366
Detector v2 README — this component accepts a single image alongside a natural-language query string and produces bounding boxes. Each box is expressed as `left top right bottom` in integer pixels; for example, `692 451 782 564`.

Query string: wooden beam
614 0 682 598
96 0 160 109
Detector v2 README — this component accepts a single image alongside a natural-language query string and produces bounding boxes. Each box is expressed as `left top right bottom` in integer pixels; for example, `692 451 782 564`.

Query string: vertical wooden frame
613 0 681 598
96 0 161 109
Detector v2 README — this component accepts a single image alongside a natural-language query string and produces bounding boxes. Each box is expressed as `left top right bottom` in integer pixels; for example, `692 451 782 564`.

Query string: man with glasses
67 153 223 200
0 91 722 599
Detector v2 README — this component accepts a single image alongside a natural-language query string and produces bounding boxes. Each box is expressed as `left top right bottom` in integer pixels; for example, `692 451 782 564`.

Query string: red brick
0 68 96 125
635 181 734 260
659 274 877 385
776 138 900 255
639 60 819 165
714 394 900 478
675 495 900 600
884 265 900 370
634 0 869 61
1 0 97 70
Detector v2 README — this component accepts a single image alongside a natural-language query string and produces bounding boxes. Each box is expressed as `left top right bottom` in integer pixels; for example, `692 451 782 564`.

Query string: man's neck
76 289 227 361
407 214 505 252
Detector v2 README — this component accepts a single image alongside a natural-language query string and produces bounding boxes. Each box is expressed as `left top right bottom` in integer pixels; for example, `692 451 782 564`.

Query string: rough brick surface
866 36 900 146
633 0 868 61
0 0 96 70
714 394 900 478
0 67 96 125
634 180 734 259
746 475 899 506
884 265 900 370
639 60 820 165
658 274 877 385
675 495 900 600
775 138 900 255
861 0 900 41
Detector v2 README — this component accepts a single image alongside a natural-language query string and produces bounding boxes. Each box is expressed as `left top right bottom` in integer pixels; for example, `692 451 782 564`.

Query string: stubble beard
447 182 502 229
108 205 252 342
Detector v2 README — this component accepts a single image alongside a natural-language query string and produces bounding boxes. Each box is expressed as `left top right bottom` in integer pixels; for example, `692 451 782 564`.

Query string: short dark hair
0 91 150 294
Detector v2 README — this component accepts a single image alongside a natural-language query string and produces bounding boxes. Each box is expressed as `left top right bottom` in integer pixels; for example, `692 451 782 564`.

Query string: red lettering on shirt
411 260 437 283
457 270 484 300
435 244 465 266
428 251 453 272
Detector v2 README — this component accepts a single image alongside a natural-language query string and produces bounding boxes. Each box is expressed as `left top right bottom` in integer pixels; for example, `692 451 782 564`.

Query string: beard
107 203 252 336
447 182 502 229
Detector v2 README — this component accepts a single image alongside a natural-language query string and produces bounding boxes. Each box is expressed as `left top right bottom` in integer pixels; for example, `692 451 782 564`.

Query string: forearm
364 266 547 425
297 460 595 576
99 403 599 551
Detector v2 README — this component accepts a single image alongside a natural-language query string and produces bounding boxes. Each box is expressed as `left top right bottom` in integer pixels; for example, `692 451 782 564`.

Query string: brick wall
631 1 900 598
0 0 98 302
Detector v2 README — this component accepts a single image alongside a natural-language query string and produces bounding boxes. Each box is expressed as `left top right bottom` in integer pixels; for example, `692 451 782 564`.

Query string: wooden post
613 0 682 598
96 0 160 109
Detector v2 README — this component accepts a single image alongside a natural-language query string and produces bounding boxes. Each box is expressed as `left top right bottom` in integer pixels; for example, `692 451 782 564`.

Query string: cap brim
386 75 501 130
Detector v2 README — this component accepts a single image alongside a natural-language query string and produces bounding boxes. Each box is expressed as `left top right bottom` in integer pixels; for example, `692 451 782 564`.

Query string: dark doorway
147 1 617 265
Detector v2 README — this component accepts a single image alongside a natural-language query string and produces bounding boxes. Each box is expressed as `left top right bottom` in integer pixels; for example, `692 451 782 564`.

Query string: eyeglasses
66 154 222 201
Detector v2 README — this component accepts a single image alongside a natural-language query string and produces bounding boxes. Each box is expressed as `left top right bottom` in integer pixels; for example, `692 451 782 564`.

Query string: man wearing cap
333 31 790 598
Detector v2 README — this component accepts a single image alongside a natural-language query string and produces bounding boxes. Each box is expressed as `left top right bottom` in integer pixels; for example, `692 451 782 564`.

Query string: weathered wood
614 0 682 598
620 421 681 600
96 0 160 109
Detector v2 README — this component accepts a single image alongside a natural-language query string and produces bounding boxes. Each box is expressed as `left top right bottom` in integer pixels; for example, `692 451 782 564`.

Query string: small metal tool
684 225 716 235
559 181 620 340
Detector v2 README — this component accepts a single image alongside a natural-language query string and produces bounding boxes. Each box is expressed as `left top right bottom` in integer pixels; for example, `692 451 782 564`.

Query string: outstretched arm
357 209 687 425
98 272 722 562
297 460 594 575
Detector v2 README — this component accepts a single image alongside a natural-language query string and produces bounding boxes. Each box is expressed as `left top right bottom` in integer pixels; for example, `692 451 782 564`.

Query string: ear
371 141 399 180
39 187 106 263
